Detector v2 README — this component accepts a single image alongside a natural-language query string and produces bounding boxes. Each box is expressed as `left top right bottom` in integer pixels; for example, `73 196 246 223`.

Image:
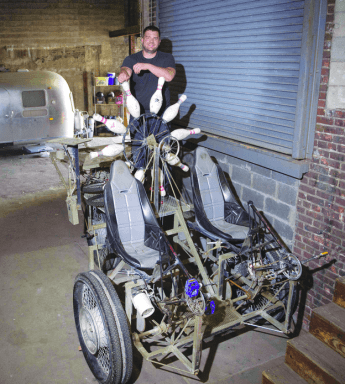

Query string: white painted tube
131 292 154 318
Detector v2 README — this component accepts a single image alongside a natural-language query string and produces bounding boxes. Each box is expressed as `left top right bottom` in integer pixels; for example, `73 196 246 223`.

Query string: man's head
142 26 161 55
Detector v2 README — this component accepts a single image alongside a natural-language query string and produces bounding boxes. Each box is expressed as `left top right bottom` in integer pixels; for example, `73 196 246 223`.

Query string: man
118 26 176 170
118 25 176 115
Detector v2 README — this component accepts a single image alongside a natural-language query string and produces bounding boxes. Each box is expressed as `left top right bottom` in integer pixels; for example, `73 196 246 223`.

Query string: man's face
142 30 161 54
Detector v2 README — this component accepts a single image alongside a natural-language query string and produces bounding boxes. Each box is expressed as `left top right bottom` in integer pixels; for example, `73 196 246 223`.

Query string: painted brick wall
293 0 345 329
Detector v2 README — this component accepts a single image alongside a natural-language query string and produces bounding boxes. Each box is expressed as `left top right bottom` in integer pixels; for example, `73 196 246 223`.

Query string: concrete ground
0 146 290 384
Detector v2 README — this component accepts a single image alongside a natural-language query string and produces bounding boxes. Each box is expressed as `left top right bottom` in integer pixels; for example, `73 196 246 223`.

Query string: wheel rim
186 292 206 316
80 284 110 375
159 134 180 160
79 307 100 354
281 253 302 280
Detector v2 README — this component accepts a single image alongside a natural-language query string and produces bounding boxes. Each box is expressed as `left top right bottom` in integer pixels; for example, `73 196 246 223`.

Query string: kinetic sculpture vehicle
50 78 327 384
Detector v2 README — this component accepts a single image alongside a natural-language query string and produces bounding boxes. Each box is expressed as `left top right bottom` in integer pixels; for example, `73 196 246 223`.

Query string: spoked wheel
159 134 180 161
281 253 302 280
122 113 169 170
186 292 206 316
233 234 295 322
73 270 133 384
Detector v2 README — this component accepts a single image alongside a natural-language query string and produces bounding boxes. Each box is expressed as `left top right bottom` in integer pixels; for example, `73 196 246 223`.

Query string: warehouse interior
1 0 345 383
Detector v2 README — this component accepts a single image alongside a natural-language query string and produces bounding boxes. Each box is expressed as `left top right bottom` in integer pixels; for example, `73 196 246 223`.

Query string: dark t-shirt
122 50 175 114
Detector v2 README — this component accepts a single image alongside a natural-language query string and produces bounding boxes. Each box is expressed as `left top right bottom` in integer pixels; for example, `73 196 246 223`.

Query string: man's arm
132 63 176 82
118 66 133 83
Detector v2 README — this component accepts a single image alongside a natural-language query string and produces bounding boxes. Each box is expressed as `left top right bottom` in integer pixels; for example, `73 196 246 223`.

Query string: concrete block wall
327 0 345 108
293 0 345 330
0 0 128 112
206 148 299 251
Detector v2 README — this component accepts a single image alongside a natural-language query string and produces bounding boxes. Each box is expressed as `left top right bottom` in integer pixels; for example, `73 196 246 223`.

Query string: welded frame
51 138 297 376
106 203 297 375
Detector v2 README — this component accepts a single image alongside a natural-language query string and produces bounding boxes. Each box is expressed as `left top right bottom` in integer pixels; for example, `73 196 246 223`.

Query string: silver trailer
0 70 75 146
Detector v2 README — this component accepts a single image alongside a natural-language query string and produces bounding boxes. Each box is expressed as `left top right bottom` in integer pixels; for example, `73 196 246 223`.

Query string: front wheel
73 271 132 384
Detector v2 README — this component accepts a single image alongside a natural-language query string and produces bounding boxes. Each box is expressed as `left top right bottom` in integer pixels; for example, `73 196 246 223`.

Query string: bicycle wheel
122 113 169 170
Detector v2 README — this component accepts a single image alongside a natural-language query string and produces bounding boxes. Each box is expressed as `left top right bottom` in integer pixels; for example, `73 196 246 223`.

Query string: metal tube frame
104 203 296 376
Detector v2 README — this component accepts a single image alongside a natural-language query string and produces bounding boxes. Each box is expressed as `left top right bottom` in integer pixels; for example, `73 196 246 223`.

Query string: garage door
158 0 326 159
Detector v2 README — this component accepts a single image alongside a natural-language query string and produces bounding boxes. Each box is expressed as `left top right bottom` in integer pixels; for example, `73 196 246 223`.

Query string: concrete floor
0 146 290 384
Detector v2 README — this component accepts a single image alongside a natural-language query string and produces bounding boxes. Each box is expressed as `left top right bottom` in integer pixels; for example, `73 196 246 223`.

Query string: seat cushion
211 219 248 239
123 241 161 269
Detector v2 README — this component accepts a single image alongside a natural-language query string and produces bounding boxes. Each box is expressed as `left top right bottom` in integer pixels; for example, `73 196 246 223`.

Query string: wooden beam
109 25 140 38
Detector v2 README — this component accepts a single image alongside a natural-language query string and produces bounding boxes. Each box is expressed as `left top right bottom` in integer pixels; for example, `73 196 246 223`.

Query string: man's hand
118 67 132 83
133 63 176 82
133 63 148 74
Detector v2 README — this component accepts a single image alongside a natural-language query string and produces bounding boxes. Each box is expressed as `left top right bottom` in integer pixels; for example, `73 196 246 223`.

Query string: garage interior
1 0 345 383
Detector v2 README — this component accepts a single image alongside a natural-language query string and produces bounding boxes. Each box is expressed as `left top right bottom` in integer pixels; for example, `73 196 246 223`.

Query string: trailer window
22 90 46 108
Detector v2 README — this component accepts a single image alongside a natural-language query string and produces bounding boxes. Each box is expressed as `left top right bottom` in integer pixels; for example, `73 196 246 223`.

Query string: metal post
71 145 81 209
153 146 159 211
191 316 204 374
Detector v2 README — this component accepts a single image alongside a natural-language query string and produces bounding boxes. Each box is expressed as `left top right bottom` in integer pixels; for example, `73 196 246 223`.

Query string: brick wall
293 0 345 329
0 0 128 112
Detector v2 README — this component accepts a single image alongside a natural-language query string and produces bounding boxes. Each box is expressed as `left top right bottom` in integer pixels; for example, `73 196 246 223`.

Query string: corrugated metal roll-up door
158 0 320 157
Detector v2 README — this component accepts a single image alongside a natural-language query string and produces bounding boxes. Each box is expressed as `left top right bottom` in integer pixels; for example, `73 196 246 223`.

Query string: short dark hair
143 25 161 38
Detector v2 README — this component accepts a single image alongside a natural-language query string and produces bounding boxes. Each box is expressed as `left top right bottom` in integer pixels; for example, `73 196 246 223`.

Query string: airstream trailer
0 70 75 146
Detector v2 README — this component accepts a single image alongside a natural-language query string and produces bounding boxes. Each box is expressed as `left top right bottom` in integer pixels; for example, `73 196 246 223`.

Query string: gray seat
190 147 250 243
104 160 169 270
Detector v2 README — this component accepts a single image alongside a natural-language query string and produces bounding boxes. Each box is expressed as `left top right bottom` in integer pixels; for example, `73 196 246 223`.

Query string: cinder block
326 85 345 110
277 184 298 206
241 185 264 210
335 1 345 12
228 156 247 168
329 62 345 86
272 219 294 241
265 198 291 220
272 171 300 186
232 165 252 187
253 174 277 196
247 162 272 178
330 37 345 61
334 12 345 38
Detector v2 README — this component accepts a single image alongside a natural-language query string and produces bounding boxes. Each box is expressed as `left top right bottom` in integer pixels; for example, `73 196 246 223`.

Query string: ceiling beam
109 25 140 38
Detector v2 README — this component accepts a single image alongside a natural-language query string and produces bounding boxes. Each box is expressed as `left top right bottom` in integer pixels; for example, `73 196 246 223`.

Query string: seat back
106 160 146 249
194 147 224 223
104 160 171 270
